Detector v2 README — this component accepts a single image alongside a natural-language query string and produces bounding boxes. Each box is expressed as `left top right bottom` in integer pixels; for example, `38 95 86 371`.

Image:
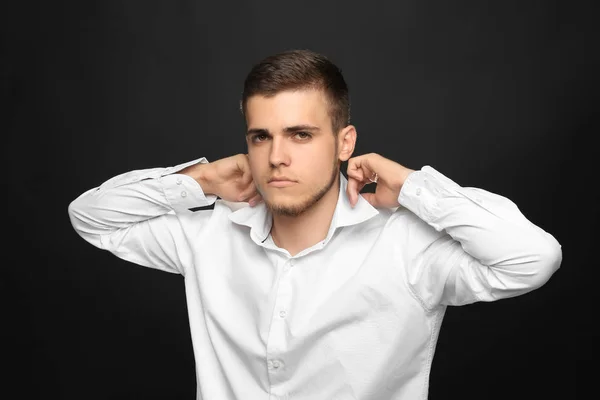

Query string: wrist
389 163 414 192
181 162 214 195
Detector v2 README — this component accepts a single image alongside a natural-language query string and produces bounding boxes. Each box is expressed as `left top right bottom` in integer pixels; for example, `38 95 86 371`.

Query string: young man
68 49 562 400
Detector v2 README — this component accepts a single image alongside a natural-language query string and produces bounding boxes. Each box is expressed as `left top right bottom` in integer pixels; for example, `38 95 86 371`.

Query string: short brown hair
241 49 350 133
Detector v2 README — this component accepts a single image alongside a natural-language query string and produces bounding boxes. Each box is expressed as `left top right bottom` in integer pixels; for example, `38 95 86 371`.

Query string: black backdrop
3 1 592 399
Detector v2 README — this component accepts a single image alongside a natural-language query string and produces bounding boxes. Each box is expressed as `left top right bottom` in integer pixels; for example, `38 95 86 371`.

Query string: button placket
276 259 293 320
266 259 294 377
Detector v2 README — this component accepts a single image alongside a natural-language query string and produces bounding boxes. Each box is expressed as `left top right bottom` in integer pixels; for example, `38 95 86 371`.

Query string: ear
337 125 357 162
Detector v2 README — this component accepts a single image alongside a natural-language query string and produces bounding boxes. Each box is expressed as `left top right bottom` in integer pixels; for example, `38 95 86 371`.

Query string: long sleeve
397 166 562 310
68 157 218 274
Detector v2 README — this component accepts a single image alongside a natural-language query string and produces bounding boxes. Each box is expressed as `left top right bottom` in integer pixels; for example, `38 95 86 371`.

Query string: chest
191 225 424 344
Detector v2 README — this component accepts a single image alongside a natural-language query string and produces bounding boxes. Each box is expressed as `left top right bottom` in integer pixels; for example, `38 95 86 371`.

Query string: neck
270 177 340 257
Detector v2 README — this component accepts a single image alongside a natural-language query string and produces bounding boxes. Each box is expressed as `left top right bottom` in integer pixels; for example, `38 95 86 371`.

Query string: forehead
245 89 331 129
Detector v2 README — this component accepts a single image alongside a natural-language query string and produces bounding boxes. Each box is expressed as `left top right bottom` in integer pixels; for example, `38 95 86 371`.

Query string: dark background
2 0 593 399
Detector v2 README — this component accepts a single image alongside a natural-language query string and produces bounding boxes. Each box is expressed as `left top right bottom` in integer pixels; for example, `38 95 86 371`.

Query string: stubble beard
264 158 340 218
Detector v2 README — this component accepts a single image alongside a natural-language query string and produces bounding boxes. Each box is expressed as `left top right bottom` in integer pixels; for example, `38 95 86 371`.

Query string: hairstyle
240 49 350 133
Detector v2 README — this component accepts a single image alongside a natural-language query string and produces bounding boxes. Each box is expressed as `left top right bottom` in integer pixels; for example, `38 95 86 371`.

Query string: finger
248 193 263 207
357 180 368 193
361 192 377 207
237 153 253 178
347 177 367 208
351 172 376 189
346 164 365 182
238 185 258 202
347 154 376 177
240 165 254 184
346 177 358 207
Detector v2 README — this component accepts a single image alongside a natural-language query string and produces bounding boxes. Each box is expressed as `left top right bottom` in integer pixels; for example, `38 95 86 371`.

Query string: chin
264 197 312 217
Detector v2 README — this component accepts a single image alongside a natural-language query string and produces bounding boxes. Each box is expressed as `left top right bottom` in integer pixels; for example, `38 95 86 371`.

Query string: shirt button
289 260 295 267
272 360 281 369
176 177 182 185
181 191 187 198
279 310 287 318
416 188 422 196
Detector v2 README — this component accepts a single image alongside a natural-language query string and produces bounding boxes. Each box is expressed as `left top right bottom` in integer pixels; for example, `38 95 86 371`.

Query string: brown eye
296 132 311 139
253 134 268 142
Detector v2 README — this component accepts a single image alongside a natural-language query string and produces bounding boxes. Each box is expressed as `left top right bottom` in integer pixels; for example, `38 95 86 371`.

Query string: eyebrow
246 125 321 136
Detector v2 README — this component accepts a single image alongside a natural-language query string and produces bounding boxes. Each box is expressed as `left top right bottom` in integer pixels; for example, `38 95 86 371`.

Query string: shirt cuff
160 158 218 212
398 165 460 226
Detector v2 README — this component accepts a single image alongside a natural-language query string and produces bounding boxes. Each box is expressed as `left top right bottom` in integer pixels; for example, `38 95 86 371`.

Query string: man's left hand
346 153 416 208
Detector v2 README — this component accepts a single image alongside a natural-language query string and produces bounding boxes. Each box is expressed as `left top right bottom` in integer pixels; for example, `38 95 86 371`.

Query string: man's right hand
179 154 263 207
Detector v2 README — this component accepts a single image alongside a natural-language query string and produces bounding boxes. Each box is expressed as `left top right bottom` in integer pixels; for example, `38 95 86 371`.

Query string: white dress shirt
68 157 562 400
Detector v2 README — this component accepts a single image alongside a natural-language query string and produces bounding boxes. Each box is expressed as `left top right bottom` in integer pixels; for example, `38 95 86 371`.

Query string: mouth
268 180 296 187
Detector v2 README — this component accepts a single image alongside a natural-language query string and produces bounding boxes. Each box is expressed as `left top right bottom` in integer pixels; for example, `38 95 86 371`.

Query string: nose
269 136 290 167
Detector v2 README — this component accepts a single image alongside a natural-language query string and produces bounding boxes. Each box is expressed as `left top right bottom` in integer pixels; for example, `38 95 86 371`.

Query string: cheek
314 146 336 166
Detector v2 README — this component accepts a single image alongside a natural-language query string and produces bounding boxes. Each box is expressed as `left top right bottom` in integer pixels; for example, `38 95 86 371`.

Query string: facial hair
264 146 340 217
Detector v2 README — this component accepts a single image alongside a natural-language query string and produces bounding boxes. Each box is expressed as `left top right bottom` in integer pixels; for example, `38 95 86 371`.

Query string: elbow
529 239 563 290
67 195 96 239
67 198 85 231
68 187 98 230
67 198 105 249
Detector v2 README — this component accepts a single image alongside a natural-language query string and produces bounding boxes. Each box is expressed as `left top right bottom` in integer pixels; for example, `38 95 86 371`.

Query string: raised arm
345 153 562 310
398 166 562 309
67 158 218 274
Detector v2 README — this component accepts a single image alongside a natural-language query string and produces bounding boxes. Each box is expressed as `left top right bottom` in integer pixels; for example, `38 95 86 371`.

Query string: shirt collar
228 172 379 243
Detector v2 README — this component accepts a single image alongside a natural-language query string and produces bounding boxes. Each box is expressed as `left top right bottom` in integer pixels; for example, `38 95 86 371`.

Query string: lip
268 180 296 187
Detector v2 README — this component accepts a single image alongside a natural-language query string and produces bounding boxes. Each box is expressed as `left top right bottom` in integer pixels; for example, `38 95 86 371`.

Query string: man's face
245 89 341 217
